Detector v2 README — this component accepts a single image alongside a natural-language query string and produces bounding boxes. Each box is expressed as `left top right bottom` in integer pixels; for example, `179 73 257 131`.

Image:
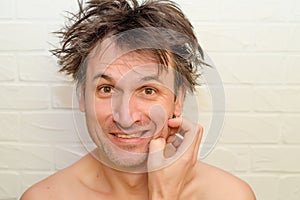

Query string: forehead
86 44 173 81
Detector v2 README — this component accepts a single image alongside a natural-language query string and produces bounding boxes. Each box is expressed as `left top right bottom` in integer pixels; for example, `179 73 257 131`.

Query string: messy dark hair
52 0 205 92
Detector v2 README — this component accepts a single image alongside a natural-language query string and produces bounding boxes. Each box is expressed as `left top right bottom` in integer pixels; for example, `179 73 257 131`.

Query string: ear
78 84 86 112
174 86 185 117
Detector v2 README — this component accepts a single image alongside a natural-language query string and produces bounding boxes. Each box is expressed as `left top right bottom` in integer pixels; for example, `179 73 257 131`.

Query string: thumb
148 138 166 171
149 137 166 153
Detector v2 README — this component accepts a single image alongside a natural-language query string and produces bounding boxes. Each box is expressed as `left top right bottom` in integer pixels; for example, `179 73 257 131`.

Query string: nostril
112 108 135 129
112 112 120 122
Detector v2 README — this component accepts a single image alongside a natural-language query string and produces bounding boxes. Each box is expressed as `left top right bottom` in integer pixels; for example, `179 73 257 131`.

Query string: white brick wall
0 0 299 199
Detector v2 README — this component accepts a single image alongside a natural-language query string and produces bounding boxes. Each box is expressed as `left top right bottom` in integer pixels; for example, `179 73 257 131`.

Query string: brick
287 26 300 51
279 176 300 200
252 147 300 172
281 88 300 112
195 84 226 112
20 112 80 143
240 175 279 200
0 113 19 141
0 172 21 199
0 1 13 19
0 144 54 170
196 24 297 52
195 112 225 159
194 24 253 52
0 55 17 81
46 23 65 51
224 86 253 112
253 25 298 52
190 86 212 113
210 53 286 84
291 0 300 21
0 197 18 200
203 53 227 85
16 0 77 20
221 114 281 143
0 1 298 199
203 146 250 172
175 0 220 21
0 85 49 110
51 85 78 109
21 172 54 193
254 87 300 112
185 88 224 141
286 55 300 84
18 55 71 82
54 144 86 170
184 111 213 144
282 115 300 144
0 23 47 51
218 0 292 22
254 88 281 112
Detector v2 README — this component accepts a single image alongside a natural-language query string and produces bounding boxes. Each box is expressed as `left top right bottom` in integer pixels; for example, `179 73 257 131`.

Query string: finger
172 133 184 148
166 135 176 143
168 117 182 129
148 137 166 171
168 117 182 137
169 126 178 136
175 119 198 157
149 105 167 139
164 143 176 158
149 137 166 153
177 118 196 136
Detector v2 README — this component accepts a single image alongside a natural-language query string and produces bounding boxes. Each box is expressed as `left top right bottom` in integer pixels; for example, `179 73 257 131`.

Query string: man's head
53 0 204 93
53 0 205 171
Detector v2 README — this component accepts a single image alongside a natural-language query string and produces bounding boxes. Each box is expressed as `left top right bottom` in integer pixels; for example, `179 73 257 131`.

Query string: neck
87 153 149 198
102 163 148 192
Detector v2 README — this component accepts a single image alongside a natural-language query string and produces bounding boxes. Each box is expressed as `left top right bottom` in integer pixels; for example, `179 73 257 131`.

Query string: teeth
116 133 141 139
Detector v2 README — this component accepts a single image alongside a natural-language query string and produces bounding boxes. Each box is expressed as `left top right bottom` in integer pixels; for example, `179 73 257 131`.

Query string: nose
112 92 141 129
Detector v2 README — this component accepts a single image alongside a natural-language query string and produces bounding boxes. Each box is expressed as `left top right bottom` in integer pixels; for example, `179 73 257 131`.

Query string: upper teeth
116 133 141 139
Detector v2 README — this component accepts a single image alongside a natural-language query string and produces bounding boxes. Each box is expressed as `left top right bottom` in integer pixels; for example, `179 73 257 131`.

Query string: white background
0 0 300 199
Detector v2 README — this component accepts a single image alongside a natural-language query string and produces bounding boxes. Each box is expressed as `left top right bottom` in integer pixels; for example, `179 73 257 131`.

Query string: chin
100 138 149 170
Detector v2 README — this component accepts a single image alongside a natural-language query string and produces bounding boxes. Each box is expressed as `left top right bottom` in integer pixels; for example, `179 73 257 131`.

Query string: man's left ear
174 86 186 117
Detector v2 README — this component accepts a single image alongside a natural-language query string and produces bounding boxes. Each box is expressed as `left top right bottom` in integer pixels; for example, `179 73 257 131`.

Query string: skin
20 49 256 200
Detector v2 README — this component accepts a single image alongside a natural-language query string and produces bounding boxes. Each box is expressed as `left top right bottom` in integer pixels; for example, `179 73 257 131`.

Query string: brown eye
98 85 114 95
143 87 156 95
101 86 112 93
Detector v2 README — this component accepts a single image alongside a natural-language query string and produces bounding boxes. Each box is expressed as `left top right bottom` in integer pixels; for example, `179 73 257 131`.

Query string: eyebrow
93 73 164 85
139 75 164 84
93 73 113 82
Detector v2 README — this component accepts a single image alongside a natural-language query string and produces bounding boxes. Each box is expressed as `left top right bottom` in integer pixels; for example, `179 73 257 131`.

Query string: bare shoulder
20 155 87 200
20 168 73 200
20 174 58 200
193 161 256 200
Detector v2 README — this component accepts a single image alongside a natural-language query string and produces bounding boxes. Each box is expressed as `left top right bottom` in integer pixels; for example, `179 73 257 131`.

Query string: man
21 0 256 199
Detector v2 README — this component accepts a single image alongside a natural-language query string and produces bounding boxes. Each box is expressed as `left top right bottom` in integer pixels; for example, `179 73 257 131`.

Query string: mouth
110 130 149 139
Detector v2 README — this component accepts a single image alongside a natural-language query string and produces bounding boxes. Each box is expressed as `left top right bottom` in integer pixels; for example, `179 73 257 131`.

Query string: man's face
80 49 183 169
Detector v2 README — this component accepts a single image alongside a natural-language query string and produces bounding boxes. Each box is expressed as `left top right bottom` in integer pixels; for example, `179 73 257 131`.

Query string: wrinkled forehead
86 38 173 81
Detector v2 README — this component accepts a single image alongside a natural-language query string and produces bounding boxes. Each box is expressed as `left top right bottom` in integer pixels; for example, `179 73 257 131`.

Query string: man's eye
98 85 113 94
142 87 156 95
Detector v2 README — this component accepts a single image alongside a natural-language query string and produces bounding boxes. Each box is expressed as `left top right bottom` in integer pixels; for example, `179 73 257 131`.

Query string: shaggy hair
52 0 205 92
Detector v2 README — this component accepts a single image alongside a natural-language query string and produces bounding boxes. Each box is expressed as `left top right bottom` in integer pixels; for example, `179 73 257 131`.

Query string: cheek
148 103 173 138
94 99 112 125
154 102 175 138
160 123 171 138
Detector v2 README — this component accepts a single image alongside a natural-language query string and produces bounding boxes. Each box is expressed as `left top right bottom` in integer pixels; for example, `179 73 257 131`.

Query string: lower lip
110 132 149 144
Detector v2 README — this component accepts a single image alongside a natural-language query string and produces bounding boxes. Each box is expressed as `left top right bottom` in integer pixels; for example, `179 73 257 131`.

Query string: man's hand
147 118 203 200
